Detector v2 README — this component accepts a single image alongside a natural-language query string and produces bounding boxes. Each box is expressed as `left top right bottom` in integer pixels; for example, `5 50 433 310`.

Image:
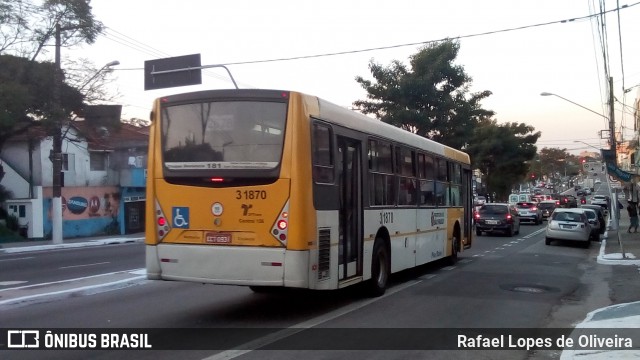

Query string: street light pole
50 22 119 244
573 140 603 152
540 92 609 120
540 88 616 155
79 60 120 91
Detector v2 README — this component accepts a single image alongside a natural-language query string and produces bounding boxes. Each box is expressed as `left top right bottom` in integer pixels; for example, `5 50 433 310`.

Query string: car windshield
539 203 555 209
583 211 596 220
479 205 507 214
552 212 584 222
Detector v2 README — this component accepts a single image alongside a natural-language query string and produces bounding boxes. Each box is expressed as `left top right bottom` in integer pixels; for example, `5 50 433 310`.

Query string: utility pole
51 23 63 244
609 76 616 155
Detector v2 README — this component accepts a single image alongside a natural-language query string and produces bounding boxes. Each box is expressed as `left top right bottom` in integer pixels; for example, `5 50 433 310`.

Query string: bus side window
312 123 334 183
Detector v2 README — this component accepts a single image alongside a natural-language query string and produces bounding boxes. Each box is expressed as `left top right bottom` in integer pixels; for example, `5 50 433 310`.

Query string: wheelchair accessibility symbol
172 207 190 228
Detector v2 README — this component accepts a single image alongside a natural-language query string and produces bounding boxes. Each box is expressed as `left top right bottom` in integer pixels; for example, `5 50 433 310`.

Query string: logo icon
172 207 190 228
7 330 40 348
241 204 253 216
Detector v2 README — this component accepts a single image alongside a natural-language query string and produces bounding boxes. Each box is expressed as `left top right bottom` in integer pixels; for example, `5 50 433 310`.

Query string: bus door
462 168 472 247
337 137 363 280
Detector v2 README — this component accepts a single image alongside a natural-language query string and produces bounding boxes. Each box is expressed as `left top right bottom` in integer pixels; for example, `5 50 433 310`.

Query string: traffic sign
144 54 202 90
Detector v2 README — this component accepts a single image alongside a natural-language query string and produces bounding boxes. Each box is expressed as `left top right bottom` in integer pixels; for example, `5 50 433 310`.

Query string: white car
474 196 486 206
591 195 608 209
545 208 591 248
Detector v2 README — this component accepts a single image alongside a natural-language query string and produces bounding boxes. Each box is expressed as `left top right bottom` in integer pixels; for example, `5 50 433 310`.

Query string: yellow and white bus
145 89 473 296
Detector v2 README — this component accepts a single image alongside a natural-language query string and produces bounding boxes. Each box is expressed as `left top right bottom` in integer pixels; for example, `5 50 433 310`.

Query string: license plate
206 232 231 244
561 225 573 229
486 220 499 225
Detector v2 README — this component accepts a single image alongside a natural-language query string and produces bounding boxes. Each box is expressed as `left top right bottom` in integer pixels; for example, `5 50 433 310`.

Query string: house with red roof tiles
1 117 149 239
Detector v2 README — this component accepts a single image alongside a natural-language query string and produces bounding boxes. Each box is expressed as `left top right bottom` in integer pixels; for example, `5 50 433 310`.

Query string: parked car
475 203 520 237
537 200 557 220
515 202 543 224
474 195 487 206
578 208 602 241
591 195 609 210
560 195 578 208
580 204 607 236
545 208 591 248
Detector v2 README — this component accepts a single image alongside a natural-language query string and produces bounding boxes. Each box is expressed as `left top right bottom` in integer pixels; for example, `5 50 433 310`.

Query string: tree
0 54 84 151
354 40 494 150
537 148 580 179
0 1 107 154
465 121 540 200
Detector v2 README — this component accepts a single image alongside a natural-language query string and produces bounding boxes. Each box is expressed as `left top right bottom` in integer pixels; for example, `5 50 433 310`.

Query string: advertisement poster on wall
43 186 121 220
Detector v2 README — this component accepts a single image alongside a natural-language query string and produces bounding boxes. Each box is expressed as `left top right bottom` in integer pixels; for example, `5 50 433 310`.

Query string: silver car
578 208 601 241
545 208 591 248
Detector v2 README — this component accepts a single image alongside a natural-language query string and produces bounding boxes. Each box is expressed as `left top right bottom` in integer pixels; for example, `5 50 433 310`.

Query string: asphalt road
0 242 144 285
0 221 610 360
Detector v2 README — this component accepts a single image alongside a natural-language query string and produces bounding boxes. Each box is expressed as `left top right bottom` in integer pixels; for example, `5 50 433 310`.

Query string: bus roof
314 95 470 165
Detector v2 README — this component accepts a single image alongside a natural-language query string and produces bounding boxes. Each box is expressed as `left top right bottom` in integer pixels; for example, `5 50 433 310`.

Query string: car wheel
545 237 551 245
476 228 482 236
582 240 590 249
507 226 513 237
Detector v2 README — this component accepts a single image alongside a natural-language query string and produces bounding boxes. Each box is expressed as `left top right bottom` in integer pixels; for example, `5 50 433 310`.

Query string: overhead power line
216 1 639 66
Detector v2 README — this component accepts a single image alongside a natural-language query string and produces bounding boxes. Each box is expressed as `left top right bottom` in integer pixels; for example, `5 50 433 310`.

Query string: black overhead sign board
144 54 202 90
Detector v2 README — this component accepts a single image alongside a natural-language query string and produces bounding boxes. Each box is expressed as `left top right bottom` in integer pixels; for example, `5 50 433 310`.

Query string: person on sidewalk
626 201 639 233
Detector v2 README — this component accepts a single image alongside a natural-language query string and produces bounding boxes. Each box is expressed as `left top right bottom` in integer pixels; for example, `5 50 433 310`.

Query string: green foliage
0 184 13 203
0 0 105 152
354 40 495 150
0 54 85 150
466 121 540 200
536 148 580 178
5 214 19 231
355 40 541 197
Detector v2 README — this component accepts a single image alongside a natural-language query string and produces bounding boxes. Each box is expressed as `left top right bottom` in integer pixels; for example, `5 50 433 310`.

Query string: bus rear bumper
146 244 309 288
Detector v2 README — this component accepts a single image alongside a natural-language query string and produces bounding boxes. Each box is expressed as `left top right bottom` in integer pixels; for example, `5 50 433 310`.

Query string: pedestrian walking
627 201 639 233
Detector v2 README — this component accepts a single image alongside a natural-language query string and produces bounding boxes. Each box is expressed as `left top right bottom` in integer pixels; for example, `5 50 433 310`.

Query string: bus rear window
161 100 287 170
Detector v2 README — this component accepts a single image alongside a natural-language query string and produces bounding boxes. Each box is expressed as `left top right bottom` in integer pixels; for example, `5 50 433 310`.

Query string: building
0 117 148 240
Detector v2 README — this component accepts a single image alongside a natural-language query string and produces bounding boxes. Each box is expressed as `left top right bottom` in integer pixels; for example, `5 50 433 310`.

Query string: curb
0 237 145 254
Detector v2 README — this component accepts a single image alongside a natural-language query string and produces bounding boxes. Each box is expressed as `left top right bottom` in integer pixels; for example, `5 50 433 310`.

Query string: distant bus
145 89 473 296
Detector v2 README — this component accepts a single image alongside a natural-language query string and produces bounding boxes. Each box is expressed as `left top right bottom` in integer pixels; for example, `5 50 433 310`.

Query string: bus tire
448 235 459 265
368 239 390 297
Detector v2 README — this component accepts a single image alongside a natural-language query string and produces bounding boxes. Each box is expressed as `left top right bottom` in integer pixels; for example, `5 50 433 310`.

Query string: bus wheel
368 239 390 297
448 235 459 265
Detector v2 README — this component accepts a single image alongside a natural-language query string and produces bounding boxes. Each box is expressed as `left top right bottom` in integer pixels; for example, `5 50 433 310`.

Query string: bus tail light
155 200 170 241
271 200 290 246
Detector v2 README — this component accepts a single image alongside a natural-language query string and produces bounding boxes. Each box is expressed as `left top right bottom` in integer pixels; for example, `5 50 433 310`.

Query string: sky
60 0 640 154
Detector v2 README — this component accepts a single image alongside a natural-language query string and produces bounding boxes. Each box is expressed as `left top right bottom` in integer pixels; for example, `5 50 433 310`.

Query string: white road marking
0 281 28 286
59 262 110 269
0 257 35 262
203 280 421 360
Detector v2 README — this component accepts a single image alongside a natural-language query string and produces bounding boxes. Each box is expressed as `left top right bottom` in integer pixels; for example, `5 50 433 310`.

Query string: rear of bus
145 89 315 288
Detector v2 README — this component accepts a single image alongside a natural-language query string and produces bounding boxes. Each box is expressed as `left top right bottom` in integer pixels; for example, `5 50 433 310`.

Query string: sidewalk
599 203 640 265
0 232 145 254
